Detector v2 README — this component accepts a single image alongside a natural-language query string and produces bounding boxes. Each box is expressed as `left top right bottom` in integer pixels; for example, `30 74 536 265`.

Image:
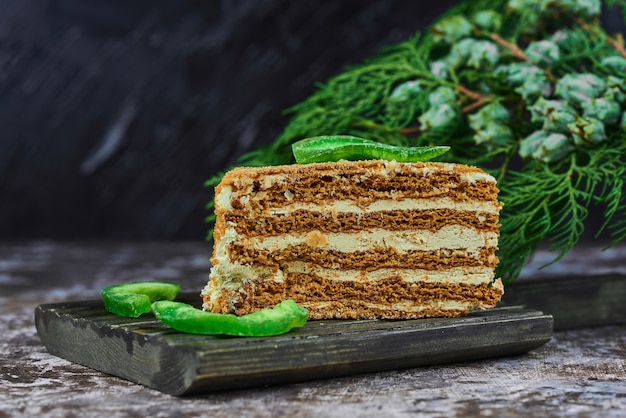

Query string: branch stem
457 84 488 101
457 84 492 114
488 32 555 81
489 33 529 61
461 99 489 114
399 125 422 135
574 17 626 58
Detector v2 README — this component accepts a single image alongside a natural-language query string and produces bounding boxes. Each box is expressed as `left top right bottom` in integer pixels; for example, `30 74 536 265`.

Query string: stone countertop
2 241 626 417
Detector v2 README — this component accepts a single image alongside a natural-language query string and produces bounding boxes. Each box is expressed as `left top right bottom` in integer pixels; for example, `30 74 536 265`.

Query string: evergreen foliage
206 0 626 283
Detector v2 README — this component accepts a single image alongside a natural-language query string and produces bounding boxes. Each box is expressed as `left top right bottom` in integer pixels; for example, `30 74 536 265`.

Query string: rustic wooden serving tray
35 294 553 396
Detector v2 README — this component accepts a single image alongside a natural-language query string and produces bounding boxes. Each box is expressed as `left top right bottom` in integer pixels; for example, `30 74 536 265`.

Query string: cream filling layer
265 197 501 216
209 262 495 287
216 187 500 214
203 264 502 312
209 223 499 306
240 224 498 254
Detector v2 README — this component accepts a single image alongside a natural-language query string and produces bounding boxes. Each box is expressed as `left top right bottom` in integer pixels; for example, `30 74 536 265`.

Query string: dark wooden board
35 294 553 396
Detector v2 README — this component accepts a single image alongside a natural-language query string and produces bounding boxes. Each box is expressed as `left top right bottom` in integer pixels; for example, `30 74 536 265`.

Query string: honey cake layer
215 161 499 213
226 244 498 270
223 208 500 237
216 224 498 270
209 264 495 285
203 274 504 319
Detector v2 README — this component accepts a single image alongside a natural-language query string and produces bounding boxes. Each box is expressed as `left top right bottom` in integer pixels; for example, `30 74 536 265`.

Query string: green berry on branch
466 40 500 68
525 40 560 65
506 0 550 14
495 63 544 86
581 98 621 125
494 62 554 103
534 132 575 163
428 86 458 106
438 38 501 73
568 116 608 146
604 76 626 103
419 104 458 131
601 56 626 74
468 101 513 148
555 73 606 106
529 97 578 133
519 130 575 163
473 124 514 149
431 15 473 44
386 80 425 124
561 0 601 18
389 80 423 102
517 75 553 103
468 101 510 127
429 60 450 79
519 130 547 159
472 10 503 31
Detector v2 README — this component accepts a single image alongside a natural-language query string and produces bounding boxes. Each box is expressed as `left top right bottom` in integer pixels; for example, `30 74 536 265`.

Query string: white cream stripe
285 262 495 284
212 262 494 286
265 198 501 216
240 224 498 254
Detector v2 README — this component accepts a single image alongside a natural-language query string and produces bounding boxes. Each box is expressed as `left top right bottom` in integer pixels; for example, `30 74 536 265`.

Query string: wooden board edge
185 312 553 394
35 303 553 395
34 304 197 394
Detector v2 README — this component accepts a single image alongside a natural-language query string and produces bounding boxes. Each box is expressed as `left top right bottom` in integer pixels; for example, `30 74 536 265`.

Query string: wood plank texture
35 294 552 396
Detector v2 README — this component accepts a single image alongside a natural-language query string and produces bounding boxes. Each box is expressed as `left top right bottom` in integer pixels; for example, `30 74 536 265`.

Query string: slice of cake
202 159 504 320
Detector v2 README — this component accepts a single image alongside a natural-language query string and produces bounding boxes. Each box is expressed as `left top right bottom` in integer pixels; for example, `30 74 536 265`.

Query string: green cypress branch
204 0 626 282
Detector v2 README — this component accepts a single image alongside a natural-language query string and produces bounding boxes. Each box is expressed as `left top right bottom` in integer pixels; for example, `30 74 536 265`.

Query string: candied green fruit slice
102 281 181 318
291 135 450 164
152 299 308 336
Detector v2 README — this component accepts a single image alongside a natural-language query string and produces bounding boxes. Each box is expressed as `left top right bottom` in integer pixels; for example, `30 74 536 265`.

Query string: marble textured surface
2 241 626 417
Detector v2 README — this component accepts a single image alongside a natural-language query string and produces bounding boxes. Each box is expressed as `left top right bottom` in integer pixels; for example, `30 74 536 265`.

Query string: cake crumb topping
305 230 328 247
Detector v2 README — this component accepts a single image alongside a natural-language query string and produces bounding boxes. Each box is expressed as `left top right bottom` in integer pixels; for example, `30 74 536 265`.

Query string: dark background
1 1 624 241
0 0 462 240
